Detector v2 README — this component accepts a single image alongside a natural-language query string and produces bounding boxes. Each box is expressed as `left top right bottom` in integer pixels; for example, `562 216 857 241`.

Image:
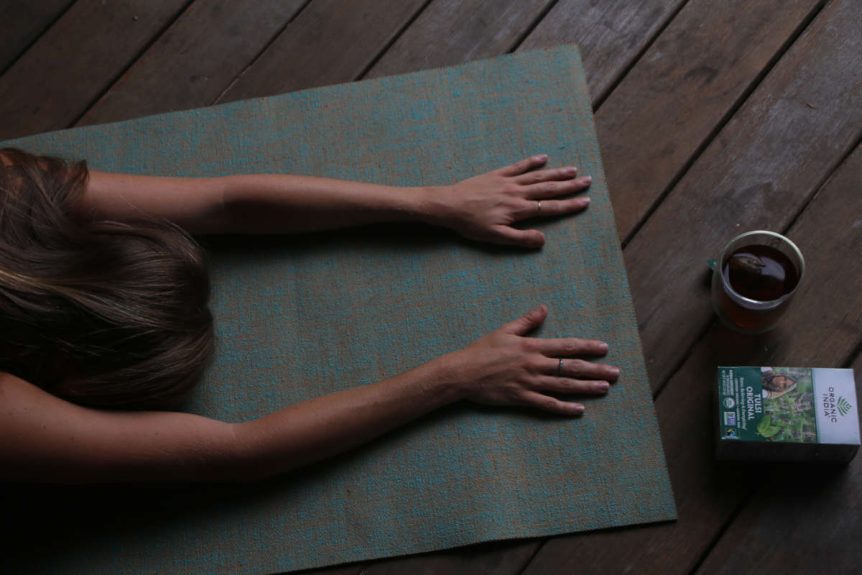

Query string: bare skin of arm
75 155 592 247
0 305 617 484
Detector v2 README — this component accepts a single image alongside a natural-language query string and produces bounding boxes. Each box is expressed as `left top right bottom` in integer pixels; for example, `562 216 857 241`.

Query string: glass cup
710 230 805 334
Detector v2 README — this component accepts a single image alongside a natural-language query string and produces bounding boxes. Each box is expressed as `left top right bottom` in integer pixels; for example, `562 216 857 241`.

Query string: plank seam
67 0 198 128
620 0 830 250
355 0 436 81
652 318 716 399
0 0 77 78
687 484 760 575
211 0 314 105
592 0 692 111
845 338 862 370
507 0 563 53
781 132 862 235
514 537 548 575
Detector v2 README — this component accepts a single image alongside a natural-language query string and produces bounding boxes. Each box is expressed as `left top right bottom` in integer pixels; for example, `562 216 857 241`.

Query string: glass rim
719 230 805 307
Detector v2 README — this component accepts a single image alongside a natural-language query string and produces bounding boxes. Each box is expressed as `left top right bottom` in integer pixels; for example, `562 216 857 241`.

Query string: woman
0 147 619 484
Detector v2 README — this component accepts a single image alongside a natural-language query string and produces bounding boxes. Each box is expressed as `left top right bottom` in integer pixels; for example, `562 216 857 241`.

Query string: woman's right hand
438 304 619 416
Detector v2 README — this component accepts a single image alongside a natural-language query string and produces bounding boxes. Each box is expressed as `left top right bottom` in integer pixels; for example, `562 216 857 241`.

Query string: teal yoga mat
1 45 675 574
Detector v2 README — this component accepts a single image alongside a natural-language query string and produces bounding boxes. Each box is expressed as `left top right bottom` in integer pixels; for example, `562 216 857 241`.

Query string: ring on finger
536 200 542 215
556 358 564 377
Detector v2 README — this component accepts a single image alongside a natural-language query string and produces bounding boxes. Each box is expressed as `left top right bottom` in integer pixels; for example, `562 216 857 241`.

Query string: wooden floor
2 0 860 573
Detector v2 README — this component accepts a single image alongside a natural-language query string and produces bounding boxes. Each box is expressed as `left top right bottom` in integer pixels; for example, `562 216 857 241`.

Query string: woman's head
0 147 214 410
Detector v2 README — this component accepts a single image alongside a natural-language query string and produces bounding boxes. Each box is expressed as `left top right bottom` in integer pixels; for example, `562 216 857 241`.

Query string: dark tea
711 232 804 334
722 244 800 301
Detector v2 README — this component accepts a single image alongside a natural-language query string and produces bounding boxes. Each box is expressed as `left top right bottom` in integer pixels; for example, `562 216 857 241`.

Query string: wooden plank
521 140 862 573
596 0 823 241
78 0 306 126
621 0 861 392
0 0 73 74
364 0 552 79
519 0 686 102
218 0 428 102
697 348 862 574
0 0 190 140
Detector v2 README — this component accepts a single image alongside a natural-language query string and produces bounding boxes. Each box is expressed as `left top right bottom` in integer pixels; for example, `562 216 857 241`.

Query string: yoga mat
0 45 675 574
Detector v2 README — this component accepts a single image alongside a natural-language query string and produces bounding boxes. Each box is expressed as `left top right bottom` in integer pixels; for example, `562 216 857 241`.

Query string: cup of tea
710 230 805 334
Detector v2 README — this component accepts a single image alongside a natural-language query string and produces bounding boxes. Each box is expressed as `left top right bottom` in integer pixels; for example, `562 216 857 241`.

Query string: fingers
519 390 585 416
522 176 592 200
535 337 609 357
514 166 578 185
496 154 548 177
533 357 620 382
491 225 545 248
533 376 611 396
500 304 548 336
525 197 591 219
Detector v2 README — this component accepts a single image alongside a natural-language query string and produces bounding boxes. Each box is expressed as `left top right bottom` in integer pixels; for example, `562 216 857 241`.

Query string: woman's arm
78 155 592 247
0 306 616 483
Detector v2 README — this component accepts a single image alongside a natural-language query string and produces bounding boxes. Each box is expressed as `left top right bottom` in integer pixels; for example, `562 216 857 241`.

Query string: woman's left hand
422 154 592 248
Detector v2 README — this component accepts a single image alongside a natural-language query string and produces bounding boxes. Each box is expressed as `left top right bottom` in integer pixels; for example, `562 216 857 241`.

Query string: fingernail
611 367 621 377
536 154 548 161
571 403 585 415
564 166 577 175
599 341 609 352
596 382 610 392
585 175 592 183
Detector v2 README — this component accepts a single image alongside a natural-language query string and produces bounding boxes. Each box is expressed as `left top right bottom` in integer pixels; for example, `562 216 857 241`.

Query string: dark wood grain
364 0 552 79
622 0 861 393
697 345 862 574
78 0 307 126
521 140 862 573
519 0 686 102
597 0 823 241
218 0 428 103
0 0 190 140
0 0 73 74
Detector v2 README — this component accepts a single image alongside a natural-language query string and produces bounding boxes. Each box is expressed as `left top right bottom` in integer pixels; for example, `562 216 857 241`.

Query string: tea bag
726 250 788 300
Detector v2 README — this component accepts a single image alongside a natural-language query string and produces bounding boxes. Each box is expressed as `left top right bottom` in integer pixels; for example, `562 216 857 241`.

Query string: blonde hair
0 147 214 410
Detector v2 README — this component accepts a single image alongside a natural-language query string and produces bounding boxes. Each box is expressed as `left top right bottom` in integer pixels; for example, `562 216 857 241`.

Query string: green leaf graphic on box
757 415 782 438
838 397 852 417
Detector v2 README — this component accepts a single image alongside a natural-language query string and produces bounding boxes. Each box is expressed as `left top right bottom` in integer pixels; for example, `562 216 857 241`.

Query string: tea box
715 366 860 463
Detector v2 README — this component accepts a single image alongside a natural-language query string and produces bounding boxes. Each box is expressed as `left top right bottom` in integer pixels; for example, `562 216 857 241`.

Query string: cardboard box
715 366 860 463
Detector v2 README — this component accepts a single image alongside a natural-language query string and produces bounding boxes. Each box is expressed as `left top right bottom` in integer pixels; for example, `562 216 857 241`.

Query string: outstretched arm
78 155 592 248
0 306 617 483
